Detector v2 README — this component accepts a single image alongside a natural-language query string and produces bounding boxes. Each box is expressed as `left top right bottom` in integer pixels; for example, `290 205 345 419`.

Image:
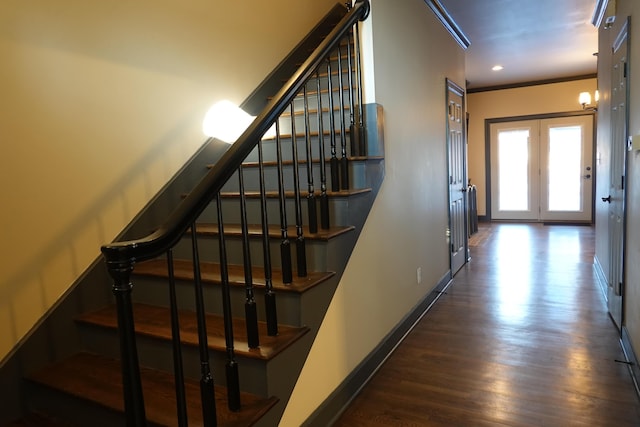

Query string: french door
490 115 594 222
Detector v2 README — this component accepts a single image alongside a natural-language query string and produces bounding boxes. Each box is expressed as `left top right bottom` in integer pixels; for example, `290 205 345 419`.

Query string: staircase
6 2 380 426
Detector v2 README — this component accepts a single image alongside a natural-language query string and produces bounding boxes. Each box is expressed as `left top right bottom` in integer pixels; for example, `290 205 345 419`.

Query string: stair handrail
101 0 370 268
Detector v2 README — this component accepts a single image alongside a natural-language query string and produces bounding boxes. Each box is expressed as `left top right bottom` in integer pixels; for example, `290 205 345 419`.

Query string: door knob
602 195 612 203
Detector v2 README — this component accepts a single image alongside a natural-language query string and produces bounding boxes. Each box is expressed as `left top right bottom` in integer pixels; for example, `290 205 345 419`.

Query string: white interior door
490 116 593 222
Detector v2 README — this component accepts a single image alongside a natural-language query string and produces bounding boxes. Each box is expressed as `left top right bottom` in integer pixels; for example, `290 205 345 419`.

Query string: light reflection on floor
482 223 601 423
494 225 533 324
336 222 640 426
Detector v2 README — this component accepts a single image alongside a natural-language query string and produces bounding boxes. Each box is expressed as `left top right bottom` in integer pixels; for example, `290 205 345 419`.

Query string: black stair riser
130 276 304 327
172 233 334 273
280 75 355 106
260 100 352 135
243 131 353 166
203 194 355 228
299 66 356 90
284 98 352 127
26 384 136 427
220 158 370 194
309 59 358 86
76 325 273 397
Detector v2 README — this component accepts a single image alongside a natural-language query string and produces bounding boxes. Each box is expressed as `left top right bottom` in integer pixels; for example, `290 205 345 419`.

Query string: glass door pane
498 129 530 211
540 116 593 222
548 126 582 211
490 121 539 221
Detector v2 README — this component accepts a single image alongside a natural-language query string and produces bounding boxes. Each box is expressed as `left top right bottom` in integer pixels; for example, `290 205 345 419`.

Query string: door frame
484 110 597 221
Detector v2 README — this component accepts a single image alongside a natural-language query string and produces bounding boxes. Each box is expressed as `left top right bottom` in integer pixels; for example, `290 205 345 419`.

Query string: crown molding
467 73 597 94
591 0 610 28
425 0 470 49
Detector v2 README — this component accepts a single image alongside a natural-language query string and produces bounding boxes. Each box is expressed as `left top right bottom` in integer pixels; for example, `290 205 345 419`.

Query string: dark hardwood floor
335 223 640 426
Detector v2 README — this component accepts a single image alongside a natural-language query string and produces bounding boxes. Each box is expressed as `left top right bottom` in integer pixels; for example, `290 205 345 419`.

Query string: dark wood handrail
101 0 370 267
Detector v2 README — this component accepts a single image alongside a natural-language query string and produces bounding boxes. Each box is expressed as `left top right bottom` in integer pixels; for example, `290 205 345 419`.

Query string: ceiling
437 0 599 89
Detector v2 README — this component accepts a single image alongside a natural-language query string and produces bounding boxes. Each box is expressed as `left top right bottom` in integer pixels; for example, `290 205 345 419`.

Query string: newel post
107 260 147 426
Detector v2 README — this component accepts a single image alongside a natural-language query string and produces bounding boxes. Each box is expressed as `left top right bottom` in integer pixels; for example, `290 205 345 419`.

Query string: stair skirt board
303 271 453 427
0 257 115 425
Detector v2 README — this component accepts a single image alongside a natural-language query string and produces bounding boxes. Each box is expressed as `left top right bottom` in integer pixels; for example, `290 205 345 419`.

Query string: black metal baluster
346 30 360 157
327 58 340 192
316 70 330 230
337 44 349 190
257 138 278 336
354 18 367 155
290 103 307 277
275 119 293 284
108 262 146 427
215 196 241 411
238 165 260 348
167 249 188 426
303 84 318 234
190 226 217 426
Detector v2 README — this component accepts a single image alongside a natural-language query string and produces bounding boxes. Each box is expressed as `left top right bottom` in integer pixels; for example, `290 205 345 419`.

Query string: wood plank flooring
335 223 640 426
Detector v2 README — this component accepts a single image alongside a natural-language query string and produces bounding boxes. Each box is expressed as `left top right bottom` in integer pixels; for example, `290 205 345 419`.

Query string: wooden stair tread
281 68 354 83
182 188 370 201
278 105 350 117
267 85 353 101
193 223 355 241
28 352 277 427
293 52 355 70
234 155 384 168
77 304 308 361
219 187 371 199
260 127 350 141
134 259 335 294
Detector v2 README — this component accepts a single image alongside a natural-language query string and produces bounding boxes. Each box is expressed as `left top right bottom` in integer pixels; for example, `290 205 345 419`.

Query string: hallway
334 223 640 426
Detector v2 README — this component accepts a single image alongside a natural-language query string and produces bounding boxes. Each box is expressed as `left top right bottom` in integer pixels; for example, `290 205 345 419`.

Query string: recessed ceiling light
492 65 504 71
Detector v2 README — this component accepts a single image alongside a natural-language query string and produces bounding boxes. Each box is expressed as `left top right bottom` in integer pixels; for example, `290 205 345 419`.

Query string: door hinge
624 62 628 78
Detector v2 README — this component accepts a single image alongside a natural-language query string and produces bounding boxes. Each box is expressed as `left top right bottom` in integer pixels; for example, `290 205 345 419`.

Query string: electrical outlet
417 267 422 284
